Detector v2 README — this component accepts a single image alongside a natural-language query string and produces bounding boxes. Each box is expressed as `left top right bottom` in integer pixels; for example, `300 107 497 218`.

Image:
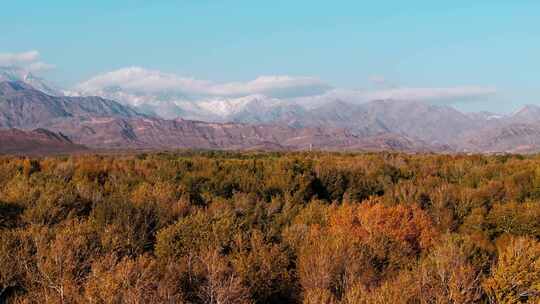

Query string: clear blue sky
1 0 539 112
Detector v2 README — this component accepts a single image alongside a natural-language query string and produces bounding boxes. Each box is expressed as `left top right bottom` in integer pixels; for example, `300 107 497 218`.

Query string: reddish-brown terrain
0 128 87 154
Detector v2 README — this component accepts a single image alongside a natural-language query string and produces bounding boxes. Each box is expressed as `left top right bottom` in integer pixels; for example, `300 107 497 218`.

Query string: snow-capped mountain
1 80 443 152
66 66 337 121
0 67 63 96
12 68 540 153
68 84 307 122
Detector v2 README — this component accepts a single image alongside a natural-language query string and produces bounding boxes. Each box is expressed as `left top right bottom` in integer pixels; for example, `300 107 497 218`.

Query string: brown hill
0 128 87 155
42 116 442 152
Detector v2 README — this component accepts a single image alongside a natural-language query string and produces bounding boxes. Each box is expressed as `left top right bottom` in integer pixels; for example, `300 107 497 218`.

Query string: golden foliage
484 236 540 304
0 152 539 303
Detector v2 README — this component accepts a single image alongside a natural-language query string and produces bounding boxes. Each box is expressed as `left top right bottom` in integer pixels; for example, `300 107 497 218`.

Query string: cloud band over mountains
74 66 496 103
363 86 497 102
1 51 498 111
74 67 331 99
0 51 55 72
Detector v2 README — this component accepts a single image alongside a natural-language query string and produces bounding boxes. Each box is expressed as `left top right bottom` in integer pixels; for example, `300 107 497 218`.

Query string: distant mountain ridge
0 81 142 129
3 75 540 154
0 80 443 152
66 78 520 150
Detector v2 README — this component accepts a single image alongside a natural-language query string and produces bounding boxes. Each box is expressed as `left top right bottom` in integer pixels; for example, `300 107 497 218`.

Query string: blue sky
1 0 539 113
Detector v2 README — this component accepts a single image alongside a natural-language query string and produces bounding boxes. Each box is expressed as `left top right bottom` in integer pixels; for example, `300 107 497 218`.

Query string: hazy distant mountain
459 123 540 153
359 100 483 143
0 81 142 128
218 99 483 144
465 111 505 123
507 104 540 124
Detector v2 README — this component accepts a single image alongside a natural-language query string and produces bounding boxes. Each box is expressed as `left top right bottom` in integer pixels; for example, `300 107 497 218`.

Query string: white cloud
368 75 387 85
75 67 331 99
75 67 210 95
365 75 495 101
292 86 497 109
208 75 330 98
72 67 497 121
0 50 55 73
363 86 497 102
27 61 56 72
0 50 39 66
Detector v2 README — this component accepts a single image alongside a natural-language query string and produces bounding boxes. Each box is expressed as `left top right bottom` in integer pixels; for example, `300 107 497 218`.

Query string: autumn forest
0 151 539 303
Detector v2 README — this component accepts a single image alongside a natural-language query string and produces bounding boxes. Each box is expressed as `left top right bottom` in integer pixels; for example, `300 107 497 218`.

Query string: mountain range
0 80 439 153
1 69 540 154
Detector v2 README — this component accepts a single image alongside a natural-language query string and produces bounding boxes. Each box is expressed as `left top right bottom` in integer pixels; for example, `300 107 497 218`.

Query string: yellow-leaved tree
483 236 540 303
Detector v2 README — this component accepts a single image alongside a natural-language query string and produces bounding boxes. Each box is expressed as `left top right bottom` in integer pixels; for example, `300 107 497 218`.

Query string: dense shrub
0 151 539 303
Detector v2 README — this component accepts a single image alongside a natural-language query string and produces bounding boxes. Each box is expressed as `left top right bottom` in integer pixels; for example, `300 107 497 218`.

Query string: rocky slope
459 123 540 153
0 81 142 129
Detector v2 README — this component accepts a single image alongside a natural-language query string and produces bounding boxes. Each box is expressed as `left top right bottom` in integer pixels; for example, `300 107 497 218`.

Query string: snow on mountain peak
196 95 282 117
0 67 63 96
